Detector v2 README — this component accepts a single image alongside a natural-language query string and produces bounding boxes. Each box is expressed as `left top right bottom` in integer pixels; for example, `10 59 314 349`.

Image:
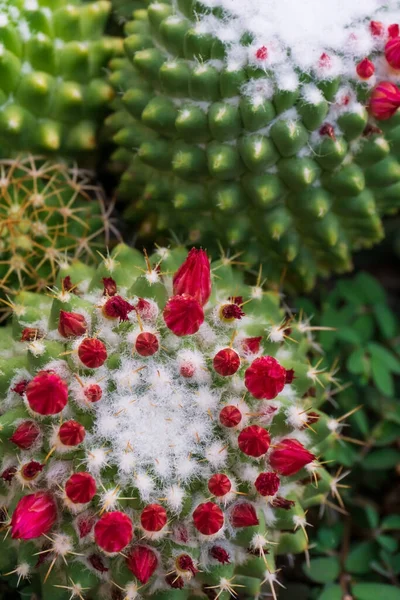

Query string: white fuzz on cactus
0 245 342 599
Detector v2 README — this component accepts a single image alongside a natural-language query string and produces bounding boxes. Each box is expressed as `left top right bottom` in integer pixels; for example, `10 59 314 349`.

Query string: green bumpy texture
0 0 121 154
108 0 400 290
0 244 340 600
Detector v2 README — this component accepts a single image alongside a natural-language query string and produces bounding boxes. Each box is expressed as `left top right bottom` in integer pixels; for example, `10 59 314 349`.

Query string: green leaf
370 355 394 397
352 583 400 600
353 315 375 343
363 449 400 470
355 273 386 304
373 421 400 447
303 557 340 584
377 535 398 553
316 584 343 600
345 541 376 574
365 505 379 530
347 348 368 375
374 302 398 339
336 326 362 345
382 515 400 530
368 343 400 374
316 525 343 551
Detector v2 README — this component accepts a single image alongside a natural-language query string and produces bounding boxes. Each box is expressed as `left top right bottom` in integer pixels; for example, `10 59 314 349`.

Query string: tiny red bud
180 363 195 378
20 327 42 342
21 461 43 481
10 421 40 449
1 466 17 483
192 502 224 535
94 511 133 553
78 338 107 368
126 545 158 584
241 336 262 355
319 123 336 139
163 294 204 336
77 514 96 538
208 474 232 497
271 496 296 510
135 298 153 320
285 368 295 384
12 380 29 396
213 348 240 376
58 420 86 446
173 248 211 306
102 277 117 297
245 356 286 400
166 573 184 589
88 554 109 573
83 384 103 403
135 332 159 357
176 554 198 576
11 492 57 539
219 301 245 322
26 371 68 415
389 24 400 38
58 311 87 338
219 405 242 428
62 275 76 293
254 472 280 496
369 81 400 120
385 36 400 70
269 438 315 476
230 502 259 528
356 57 375 79
370 20 384 36
140 504 167 532
65 472 97 504
210 546 230 564
256 45 268 60
319 52 331 68
238 425 270 457
103 295 134 321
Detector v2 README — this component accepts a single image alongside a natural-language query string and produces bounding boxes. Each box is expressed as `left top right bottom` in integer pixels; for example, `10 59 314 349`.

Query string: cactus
0 244 344 599
109 0 400 290
0 154 115 311
0 0 121 155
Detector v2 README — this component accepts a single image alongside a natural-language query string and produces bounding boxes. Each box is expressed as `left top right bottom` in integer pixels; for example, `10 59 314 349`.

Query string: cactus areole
110 0 400 290
0 245 343 598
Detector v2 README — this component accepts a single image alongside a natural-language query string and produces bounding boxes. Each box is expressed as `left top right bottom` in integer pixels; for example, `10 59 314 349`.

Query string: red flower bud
12 380 29 396
238 425 270 457
10 421 40 449
126 545 158 584
65 472 97 504
208 474 232 497
241 336 262 354
135 332 159 357
210 546 230 564
192 502 224 535
245 356 286 400
319 123 336 139
58 311 87 338
213 348 240 376
219 405 242 428
84 384 103 403
180 363 195 378
369 81 400 120
62 275 76 293
103 295 134 321
94 511 133 553
77 514 96 538
230 503 259 528
78 338 107 368
285 368 295 384
21 327 43 341
173 248 211 306
271 496 296 510
21 461 43 481
254 472 280 496
163 294 204 336
26 371 68 415
135 298 153 320
385 37 400 70
269 438 315 476
11 492 57 540
140 504 167 532
219 301 245 322
1 466 17 483
256 45 268 60
88 554 109 573
176 554 198 576
58 420 85 446
356 58 375 79
318 52 331 69
389 24 400 38
102 277 117 297
370 20 384 36
166 573 184 589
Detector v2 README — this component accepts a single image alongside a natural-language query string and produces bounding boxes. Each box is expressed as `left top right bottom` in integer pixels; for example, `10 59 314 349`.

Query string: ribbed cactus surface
0 245 341 599
109 0 400 290
0 155 112 307
0 0 121 154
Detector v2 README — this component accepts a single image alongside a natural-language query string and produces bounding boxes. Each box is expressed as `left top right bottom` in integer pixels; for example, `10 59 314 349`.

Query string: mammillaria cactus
0 154 115 307
0 0 121 154
0 245 346 599
109 0 400 290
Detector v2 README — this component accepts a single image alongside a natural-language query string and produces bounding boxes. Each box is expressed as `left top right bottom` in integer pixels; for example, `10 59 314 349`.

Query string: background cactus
108 0 400 290
0 0 121 155
0 154 116 313
0 245 345 600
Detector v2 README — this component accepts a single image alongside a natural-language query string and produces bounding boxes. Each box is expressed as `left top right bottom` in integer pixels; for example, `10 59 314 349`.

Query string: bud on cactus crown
109 0 400 291
0 155 113 311
0 244 342 599
0 0 121 154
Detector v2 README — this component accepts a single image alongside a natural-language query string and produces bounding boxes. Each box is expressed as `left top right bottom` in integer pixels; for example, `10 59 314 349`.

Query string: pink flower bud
126 545 158 583
356 58 375 79
58 311 87 338
238 425 270 457
269 438 315 476
254 472 280 496
10 421 40 449
385 37 400 69
193 502 224 535
213 348 240 376
135 332 159 357
78 338 107 368
370 20 384 36
163 294 204 336
369 81 400 120
256 45 268 60
58 420 86 446
26 371 68 415
103 295 134 321
140 504 167 532
245 356 286 400
208 474 232 497
65 472 97 504
94 511 133 553
83 383 103 403
102 277 117 296
389 24 400 38
230 502 259 528
173 248 211 306
11 492 57 540
219 405 242 428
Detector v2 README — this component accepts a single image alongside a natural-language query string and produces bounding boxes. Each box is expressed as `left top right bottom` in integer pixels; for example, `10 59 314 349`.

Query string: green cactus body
109 0 400 290
0 0 121 154
0 155 113 308
0 245 340 599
